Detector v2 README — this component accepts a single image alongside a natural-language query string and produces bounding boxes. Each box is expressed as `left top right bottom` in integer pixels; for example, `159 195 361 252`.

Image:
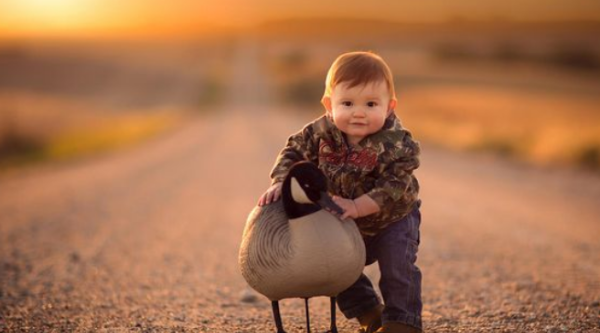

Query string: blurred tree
0 112 44 166
546 44 599 71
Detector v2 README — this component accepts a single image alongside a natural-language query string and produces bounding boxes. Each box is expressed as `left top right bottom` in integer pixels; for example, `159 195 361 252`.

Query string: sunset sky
1 0 600 38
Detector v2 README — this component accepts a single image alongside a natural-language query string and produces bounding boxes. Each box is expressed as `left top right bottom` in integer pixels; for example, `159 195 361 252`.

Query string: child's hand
258 183 282 206
331 195 359 220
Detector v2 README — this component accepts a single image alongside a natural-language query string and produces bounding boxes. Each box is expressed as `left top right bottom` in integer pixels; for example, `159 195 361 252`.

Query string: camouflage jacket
270 113 420 236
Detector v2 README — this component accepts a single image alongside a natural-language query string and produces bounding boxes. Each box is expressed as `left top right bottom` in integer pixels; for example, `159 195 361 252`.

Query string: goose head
281 162 344 219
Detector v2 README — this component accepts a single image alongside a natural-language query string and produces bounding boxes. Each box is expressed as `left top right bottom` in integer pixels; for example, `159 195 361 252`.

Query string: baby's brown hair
323 51 396 99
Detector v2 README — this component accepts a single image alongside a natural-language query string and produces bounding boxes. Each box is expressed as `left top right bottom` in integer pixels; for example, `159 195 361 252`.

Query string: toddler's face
324 80 396 146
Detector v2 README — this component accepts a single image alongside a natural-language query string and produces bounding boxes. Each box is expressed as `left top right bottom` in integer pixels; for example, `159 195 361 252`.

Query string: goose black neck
282 175 321 219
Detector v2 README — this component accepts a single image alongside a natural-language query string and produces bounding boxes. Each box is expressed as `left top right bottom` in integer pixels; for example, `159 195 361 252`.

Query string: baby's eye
342 101 353 107
367 101 377 107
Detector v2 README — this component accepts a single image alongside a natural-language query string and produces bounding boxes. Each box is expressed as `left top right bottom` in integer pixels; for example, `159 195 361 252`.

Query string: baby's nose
353 109 366 117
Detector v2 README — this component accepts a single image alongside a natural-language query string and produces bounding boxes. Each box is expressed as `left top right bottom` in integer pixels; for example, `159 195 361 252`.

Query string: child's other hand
331 195 359 220
258 183 282 206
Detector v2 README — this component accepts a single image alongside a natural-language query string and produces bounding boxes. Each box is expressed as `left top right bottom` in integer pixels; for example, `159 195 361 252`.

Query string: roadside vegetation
0 40 230 172
0 94 186 170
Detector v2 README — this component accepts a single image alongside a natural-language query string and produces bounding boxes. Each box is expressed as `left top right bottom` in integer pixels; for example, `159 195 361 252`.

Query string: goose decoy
239 161 366 333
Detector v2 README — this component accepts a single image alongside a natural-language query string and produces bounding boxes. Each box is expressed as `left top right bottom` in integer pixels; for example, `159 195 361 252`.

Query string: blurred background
2 1 600 331
1 0 600 171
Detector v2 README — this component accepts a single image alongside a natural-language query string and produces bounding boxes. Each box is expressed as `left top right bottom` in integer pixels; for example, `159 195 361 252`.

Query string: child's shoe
375 322 422 333
356 304 384 333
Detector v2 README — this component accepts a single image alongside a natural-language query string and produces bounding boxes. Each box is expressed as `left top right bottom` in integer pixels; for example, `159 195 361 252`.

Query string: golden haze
2 0 600 38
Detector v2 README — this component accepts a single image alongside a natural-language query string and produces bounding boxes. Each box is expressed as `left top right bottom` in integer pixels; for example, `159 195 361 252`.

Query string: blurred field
0 38 232 171
1 20 600 172
0 92 182 169
259 19 600 170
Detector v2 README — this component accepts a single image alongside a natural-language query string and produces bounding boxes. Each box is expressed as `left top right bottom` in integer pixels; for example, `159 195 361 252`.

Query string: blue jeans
337 201 423 330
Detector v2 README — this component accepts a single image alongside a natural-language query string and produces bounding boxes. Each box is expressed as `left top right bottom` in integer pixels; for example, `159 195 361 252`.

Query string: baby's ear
321 96 332 113
387 98 397 116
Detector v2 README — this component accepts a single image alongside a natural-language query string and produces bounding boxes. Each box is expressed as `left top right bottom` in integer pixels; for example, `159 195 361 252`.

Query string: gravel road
1 40 599 332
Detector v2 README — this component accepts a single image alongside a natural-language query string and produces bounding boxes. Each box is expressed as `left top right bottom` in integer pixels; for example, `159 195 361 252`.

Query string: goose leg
330 297 338 333
271 300 286 333
304 298 311 333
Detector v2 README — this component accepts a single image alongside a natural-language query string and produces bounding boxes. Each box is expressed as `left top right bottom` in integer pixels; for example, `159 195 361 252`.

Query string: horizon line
1 16 599 41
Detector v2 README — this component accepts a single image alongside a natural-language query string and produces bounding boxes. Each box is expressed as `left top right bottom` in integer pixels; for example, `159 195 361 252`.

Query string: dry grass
399 86 600 168
0 39 235 172
0 92 186 170
46 112 181 160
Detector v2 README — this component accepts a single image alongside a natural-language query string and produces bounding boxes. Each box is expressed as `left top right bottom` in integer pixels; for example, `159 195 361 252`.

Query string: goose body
240 201 365 301
238 162 366 333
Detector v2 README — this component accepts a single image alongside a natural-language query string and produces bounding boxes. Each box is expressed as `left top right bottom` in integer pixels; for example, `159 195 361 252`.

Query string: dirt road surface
1 41 599 332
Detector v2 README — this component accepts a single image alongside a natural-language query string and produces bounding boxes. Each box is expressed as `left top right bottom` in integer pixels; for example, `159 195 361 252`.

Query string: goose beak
317 192 344 215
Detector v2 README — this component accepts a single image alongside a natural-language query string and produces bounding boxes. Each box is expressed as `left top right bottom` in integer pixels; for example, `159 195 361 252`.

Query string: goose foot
271 300 287 333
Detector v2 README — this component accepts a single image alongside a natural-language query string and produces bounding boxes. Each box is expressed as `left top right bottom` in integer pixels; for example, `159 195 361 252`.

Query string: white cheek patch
291 177 312 204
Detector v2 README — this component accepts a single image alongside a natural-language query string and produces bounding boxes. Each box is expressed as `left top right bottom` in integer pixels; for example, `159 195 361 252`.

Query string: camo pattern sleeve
358 128 421 233
269 117 324 185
